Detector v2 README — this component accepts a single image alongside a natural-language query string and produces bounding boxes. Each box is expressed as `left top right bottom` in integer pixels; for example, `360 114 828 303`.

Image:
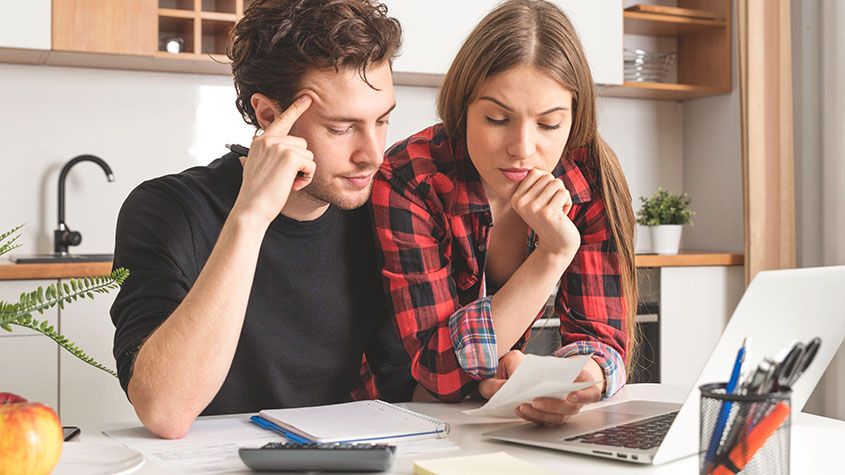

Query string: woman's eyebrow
479 95 512 111
537 106 569 115
478 96 569 116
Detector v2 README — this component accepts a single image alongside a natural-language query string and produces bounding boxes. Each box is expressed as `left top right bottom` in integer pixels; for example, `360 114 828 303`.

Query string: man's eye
485 117 509 126
377 118 390 127
329 126 353 135
539 123 561 131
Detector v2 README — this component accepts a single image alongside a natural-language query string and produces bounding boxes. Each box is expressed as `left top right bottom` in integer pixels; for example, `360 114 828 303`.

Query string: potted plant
636 187 694 255
0 224 128 474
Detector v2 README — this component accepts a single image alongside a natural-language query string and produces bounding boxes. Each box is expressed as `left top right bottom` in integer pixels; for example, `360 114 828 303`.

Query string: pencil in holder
698 382 791 475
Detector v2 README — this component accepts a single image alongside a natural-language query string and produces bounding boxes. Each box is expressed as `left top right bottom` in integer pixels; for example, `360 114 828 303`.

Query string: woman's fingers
545 183 573 217
479 377 507 400
567 383 602 404
512 172 555 211
516 403 577 426
497 350 526 379
531 397 582 414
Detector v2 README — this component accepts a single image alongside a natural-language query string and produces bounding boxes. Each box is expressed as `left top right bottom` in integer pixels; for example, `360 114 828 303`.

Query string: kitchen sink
9 253 114 264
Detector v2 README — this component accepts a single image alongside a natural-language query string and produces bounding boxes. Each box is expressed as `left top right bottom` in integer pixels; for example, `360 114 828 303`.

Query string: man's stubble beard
300 173 374 210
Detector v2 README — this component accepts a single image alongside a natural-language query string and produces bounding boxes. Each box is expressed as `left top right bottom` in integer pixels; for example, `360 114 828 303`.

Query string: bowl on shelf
624 48 677 83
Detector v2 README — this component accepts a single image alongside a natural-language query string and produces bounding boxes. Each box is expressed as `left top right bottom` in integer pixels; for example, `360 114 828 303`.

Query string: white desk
58 384 843 474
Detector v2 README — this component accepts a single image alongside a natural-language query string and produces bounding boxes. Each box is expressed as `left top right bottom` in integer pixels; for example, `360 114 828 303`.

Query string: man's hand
478 350 605 426
232 95 316 225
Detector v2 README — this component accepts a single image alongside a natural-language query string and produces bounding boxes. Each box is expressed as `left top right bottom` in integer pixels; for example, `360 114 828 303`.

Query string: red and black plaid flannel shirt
371 124 628 402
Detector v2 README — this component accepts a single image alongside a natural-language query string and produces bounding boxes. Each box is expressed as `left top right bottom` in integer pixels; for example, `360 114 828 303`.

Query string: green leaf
636 187 695 226
0 241 129 378
0 225 24 258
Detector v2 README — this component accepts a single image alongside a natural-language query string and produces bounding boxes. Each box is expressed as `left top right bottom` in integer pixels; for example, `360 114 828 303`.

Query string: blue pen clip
249 415 313 444
705 337 749 465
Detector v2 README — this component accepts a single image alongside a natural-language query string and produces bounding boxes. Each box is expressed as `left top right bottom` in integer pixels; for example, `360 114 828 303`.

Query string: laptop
484 266 845 465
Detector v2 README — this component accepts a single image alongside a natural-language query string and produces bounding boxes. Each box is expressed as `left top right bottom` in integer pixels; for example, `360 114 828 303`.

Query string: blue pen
249 415 313 444
705 337 750 465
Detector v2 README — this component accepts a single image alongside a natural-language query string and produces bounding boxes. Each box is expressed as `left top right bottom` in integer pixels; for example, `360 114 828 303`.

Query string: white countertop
57 384 844 474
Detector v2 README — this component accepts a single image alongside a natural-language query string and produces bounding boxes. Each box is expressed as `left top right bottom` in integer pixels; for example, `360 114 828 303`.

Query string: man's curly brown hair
228 0 402 128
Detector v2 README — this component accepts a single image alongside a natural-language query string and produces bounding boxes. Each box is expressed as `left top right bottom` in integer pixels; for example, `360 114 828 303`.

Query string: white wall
819 0 845 421
0 63 693 256
792 0 844 421
681 0 743 253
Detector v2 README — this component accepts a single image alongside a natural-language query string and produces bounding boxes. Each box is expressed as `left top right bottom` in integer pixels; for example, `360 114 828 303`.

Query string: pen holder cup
699 382 791 475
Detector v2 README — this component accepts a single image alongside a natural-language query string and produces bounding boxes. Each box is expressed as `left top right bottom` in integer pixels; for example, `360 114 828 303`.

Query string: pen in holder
699 383 791 475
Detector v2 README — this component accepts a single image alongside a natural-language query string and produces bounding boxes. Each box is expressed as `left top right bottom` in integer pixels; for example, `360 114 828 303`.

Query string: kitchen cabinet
656 265 744 388
58 291 138 427
0 0 51 50
0 280 60 410
0 280 60 338
52 0 157 55
0 274 135 426
0 1 732 101
0 336 59 409
601 0 732 101
385 0 623 86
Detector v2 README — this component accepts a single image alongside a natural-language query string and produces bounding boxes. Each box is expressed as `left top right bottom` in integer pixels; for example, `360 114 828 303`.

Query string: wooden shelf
600 82 730 101
200 11 237 22
0 251 742 281
158 8 194 19
622 1 732 100
635 252 744 268
154 51 229 63
157 1 242 55
0 262 114 281
624 11 726 37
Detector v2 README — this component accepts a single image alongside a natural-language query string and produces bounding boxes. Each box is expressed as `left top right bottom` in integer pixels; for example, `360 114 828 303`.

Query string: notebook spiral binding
373 400 451 438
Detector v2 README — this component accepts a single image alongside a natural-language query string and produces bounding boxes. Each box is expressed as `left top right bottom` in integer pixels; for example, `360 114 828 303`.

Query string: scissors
774 337 821 390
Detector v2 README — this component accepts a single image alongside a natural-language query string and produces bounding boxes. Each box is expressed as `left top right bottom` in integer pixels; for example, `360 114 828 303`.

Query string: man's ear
250 93 281 130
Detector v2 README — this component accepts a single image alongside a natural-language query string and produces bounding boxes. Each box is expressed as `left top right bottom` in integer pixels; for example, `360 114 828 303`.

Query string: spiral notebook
255 400 449 444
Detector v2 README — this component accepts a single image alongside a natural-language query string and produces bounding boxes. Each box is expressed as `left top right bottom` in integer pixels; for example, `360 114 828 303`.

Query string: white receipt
463 354 598 419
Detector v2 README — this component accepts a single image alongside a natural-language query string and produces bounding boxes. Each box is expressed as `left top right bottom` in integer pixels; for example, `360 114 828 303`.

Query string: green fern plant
0 225 128 377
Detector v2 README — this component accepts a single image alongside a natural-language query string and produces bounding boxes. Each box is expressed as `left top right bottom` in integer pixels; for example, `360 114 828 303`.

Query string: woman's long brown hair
436 0 638 370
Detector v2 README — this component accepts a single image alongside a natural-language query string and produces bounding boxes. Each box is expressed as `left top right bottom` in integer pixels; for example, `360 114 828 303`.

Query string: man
110 0 411 439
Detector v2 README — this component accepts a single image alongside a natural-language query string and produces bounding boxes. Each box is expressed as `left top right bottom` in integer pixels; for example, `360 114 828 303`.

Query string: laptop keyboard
564 411 679 451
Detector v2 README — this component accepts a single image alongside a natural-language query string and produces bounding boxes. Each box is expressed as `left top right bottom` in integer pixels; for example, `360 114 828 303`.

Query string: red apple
0 392 63 475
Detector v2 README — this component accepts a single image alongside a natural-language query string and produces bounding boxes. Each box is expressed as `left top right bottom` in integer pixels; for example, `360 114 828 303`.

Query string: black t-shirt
110 153 413 415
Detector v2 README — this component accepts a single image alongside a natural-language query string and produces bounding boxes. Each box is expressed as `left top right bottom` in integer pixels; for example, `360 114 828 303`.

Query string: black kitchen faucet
55 155 114 255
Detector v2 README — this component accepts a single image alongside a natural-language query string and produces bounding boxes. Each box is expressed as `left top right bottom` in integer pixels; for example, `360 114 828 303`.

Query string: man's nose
353 129 384 168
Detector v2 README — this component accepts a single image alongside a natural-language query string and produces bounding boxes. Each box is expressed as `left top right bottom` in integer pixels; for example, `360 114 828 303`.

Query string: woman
371 0 637 425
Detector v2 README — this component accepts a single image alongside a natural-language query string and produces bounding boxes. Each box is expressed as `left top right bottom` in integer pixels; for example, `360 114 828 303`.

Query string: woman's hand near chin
509 169 581 262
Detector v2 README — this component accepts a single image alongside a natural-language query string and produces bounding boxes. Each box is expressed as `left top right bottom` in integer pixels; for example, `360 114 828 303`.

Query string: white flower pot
650 225 683 255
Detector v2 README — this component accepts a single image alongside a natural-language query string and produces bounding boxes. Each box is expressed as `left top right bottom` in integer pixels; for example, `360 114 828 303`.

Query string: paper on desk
104 417 279 474
463 354 598 419
104 415 459 474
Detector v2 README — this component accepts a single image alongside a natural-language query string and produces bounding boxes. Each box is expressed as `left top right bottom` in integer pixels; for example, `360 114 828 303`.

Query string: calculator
238 442 396 472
